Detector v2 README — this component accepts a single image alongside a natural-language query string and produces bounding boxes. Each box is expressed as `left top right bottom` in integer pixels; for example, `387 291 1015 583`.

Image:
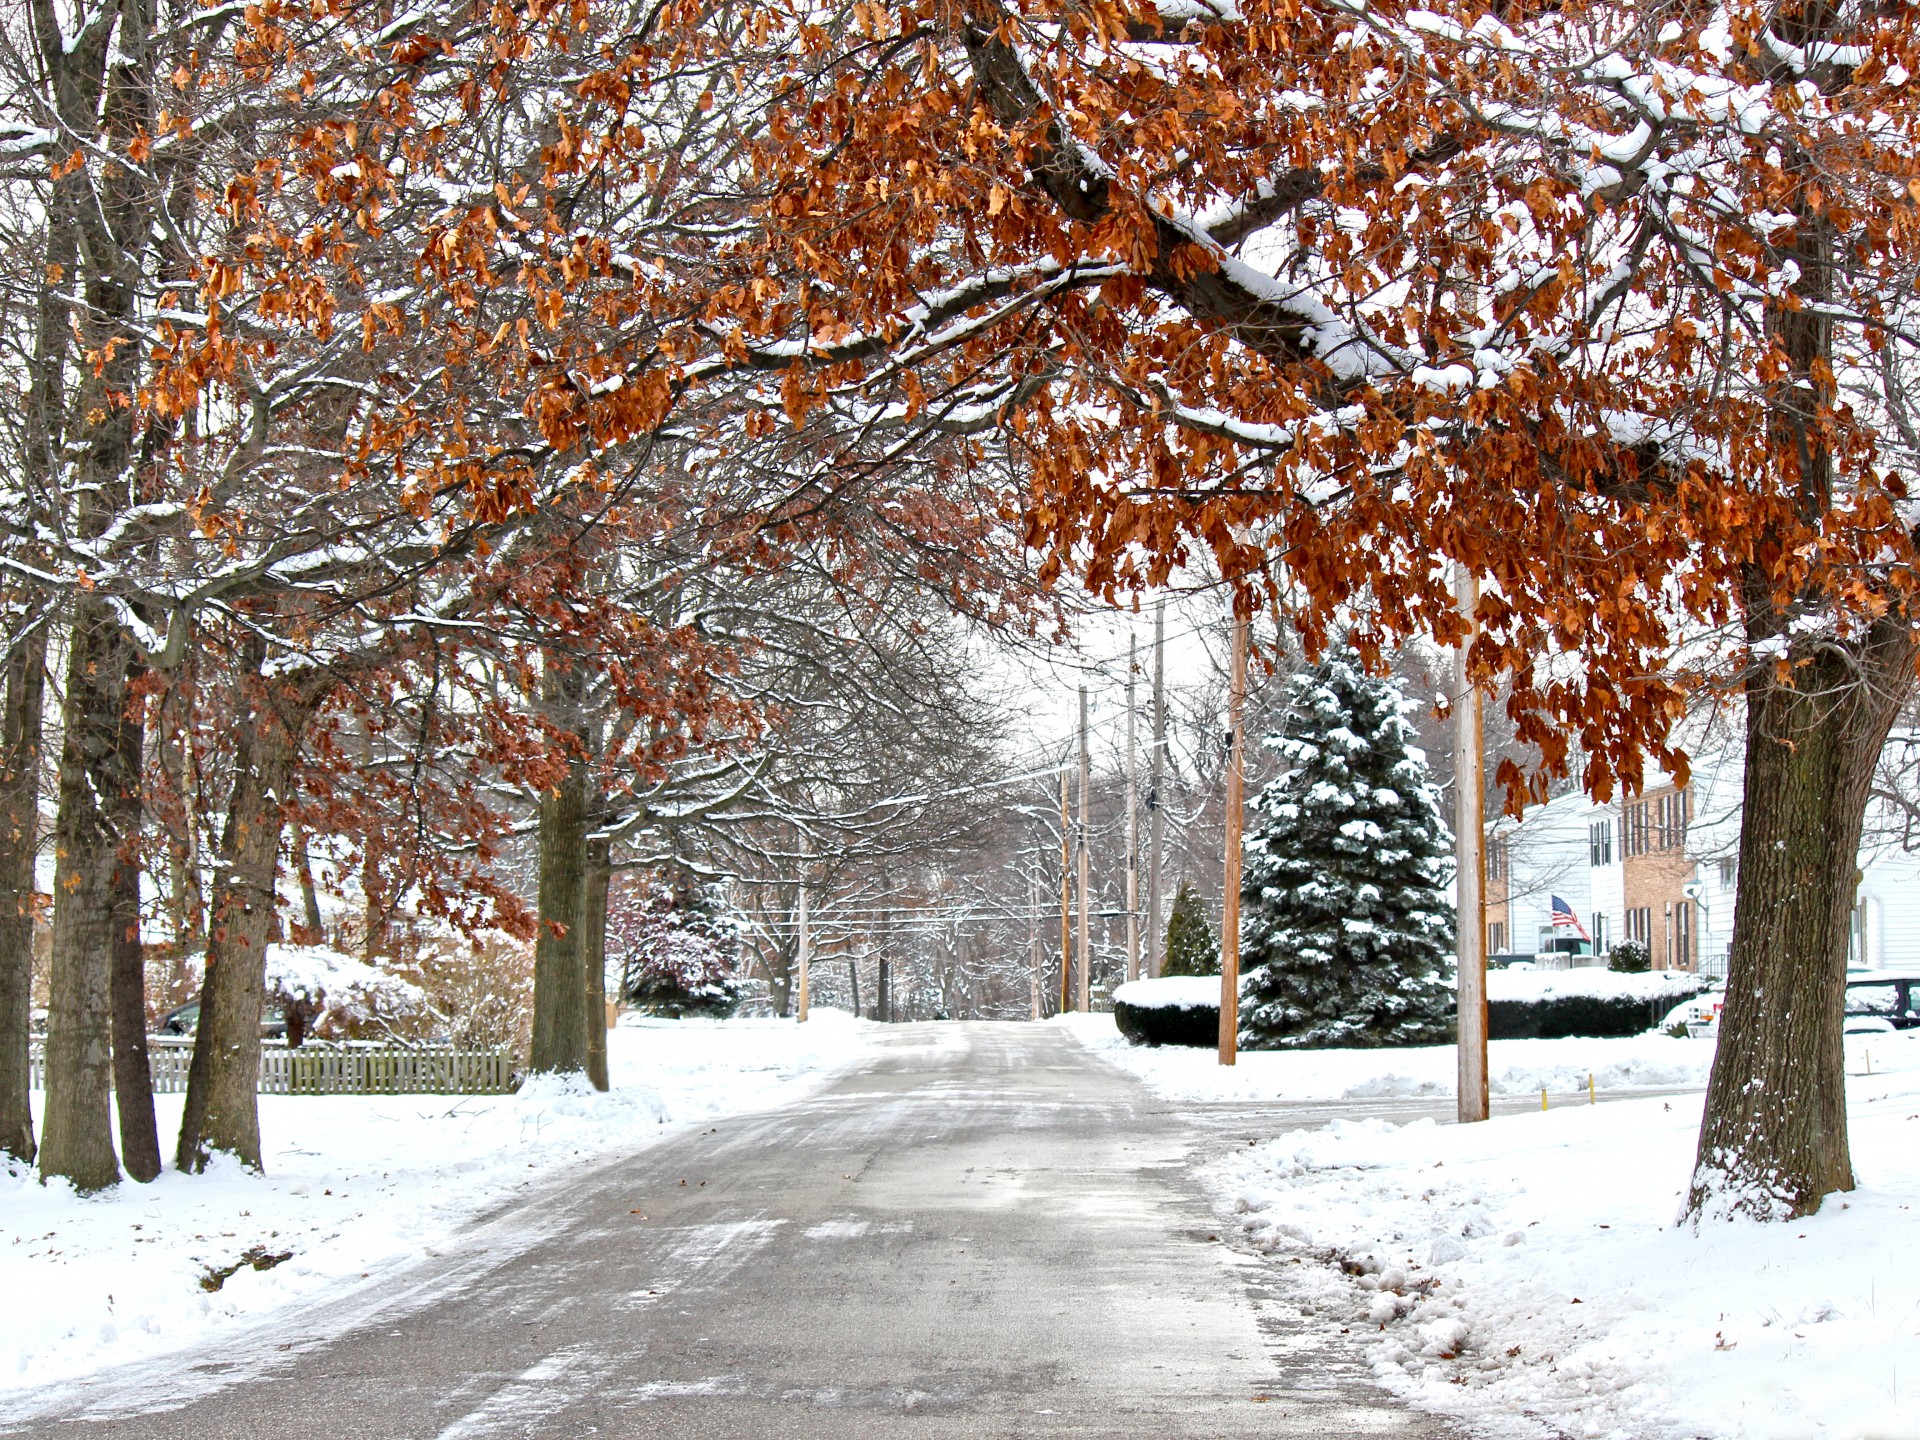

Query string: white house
1486 732 1920 975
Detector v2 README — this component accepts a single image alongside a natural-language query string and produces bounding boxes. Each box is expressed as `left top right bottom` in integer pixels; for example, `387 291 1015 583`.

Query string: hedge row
1113 996 1222 1048
1485 983 1708 1040
1113 981 1711 1047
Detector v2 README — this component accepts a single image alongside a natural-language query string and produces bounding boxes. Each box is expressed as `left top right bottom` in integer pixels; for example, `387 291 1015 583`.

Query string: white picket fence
28 1037 517 1096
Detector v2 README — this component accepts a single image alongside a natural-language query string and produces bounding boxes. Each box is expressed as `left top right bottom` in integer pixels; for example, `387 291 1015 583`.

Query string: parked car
1842 976 1920 1033
1662 974 1920 1038
1662 983 1725 1038
157 1001 288 1040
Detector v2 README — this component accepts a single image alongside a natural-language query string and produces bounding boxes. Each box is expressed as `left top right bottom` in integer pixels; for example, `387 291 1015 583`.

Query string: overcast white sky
984 583 1239 770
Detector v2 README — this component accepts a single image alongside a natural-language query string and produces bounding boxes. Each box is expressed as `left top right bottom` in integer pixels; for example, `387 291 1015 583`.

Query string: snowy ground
0 1012 874 1398
1062 1011 1718 1100
1071 1012 1920 1440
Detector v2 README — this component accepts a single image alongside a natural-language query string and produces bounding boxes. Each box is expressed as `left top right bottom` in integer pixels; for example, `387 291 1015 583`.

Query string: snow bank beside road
1111 976 1221 1009
1061 1011 1717 1100
1485 968 1706 1004
0 1012 873 1398
1215 1030 1920 1440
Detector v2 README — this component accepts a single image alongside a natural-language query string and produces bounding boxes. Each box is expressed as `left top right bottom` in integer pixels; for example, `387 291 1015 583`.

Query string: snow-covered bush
408 934 535 1052
264 944 427 1045
1112 977 1221 1047
1238 651 1455 1049
1606 939 1652 973
607 874 743 1018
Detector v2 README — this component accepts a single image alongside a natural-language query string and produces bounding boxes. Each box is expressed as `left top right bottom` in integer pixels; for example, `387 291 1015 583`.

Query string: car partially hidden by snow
158 1000 288 1041
1663 974 1920 1038
1839 976 1920 1033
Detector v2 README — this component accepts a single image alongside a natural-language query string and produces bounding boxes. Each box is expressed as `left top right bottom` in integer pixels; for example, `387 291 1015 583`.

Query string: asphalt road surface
11 1023 1462 1439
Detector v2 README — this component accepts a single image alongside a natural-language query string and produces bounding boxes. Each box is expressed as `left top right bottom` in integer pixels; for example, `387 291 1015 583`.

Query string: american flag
1549 895 1591 942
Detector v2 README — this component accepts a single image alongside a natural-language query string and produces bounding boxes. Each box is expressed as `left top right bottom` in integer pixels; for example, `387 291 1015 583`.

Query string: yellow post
1588 1073 1595 1105
1540 1085 1548 1112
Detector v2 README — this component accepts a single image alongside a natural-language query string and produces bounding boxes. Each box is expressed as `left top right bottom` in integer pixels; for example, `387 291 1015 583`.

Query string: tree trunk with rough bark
529 662 590 1076
36 0 163 1192
1678 49 1920 1222
40 599 132 1191
292 828 324 943
583 838 611 1092
0 630 46 1165
176 654 326 1173
109 665 160 1181
1686 624 1913 1220
158 678 204 952
1 85 74 1164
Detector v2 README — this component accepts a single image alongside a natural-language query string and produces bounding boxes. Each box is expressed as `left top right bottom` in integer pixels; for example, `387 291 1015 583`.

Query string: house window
1588 822 1614 867
1487 840 1508 883
1718 857 1736 887
1676 900 1692 969
1487 921 1507 954
1654 789 1691 850
1625 906 1653 944
1590 913 1608 952
1622 802 1652 858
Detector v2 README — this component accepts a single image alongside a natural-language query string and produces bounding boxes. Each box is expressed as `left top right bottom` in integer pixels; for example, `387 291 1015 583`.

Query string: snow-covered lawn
1062 1011 1717 1100
0 1012 873 1398
1070 1011 1920 1440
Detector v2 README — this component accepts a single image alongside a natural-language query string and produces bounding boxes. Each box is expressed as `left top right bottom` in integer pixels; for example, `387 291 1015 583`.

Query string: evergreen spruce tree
1239 650 1455 1048
1161 881 1219 977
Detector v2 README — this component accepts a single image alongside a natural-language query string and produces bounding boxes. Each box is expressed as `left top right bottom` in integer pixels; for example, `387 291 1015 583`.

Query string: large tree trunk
768 935 793 1019
109 665 160 1181
1686 622 1915 1221
292 827 324 943
157 676 204 953
528 674 590 1075
0 628 47 1165
176 653 326 1173
1 89 75 1163
40 599 133 1191
583 838 611 1092
36 0 163 1192
1677 42 1917 1223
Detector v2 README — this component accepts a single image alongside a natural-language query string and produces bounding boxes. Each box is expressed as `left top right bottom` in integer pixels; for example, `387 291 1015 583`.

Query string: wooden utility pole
1148 598 1167 977
1219 610 1249 1066
1454 563 1490 1123
1028 855 1043 1020
1077 686 1092 1013
795 869 811 1024
1059 767 1073 1015
1125 635 1141 983
877 908 892 1023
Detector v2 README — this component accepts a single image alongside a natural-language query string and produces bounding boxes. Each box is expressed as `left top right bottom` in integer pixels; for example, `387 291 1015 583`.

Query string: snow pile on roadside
1212 1030 1920 1440
0 1011 872 1397
1112 977 1221 1010
1486 968 1707 1003
1060 1011 1716 1100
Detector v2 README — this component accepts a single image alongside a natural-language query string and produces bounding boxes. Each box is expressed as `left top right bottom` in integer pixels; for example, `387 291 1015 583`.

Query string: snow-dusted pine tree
607 874 743 1018
1161 881 1219 977
1239 651 1454 1048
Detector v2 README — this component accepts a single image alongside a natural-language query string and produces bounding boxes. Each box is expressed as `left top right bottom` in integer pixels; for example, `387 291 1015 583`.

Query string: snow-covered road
4 1024 1450 1439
